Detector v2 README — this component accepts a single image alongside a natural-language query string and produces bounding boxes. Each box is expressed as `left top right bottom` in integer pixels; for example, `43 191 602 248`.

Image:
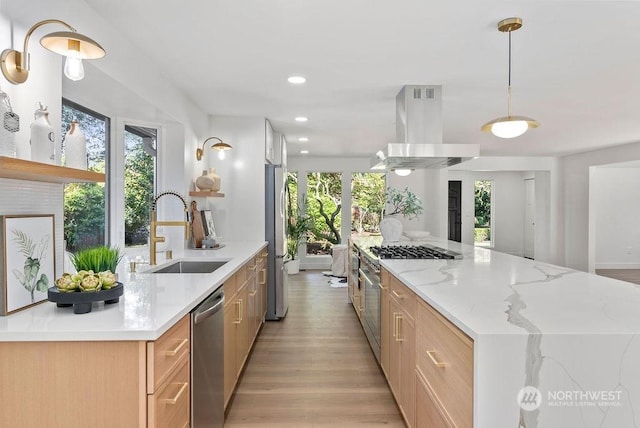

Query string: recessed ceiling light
288 75 306 84
295 116 308 122
298 137 309 142
300 150 309 154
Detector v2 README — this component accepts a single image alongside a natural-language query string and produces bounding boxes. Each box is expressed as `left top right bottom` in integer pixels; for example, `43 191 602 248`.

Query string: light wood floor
224 270 405 428
596 269 640 285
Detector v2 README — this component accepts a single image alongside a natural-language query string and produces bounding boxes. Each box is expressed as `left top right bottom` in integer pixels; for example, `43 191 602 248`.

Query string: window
351 172 385 238
124 125 157 247
61 99 109 252
306 172 342 255
474 180 493 247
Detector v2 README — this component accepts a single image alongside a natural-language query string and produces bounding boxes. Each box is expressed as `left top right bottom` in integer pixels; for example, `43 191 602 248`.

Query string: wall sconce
196 137 232 161
1 19 105 85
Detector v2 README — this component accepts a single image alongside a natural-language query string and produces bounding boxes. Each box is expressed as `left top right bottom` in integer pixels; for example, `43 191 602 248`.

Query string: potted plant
286 212 310 275
380 187 423 242
56 246 123 292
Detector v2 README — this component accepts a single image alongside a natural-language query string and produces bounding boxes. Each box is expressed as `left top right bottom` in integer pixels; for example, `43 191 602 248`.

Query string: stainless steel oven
359 253 381 363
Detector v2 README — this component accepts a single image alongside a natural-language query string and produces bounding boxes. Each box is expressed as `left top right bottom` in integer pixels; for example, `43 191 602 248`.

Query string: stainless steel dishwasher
191 287 225 427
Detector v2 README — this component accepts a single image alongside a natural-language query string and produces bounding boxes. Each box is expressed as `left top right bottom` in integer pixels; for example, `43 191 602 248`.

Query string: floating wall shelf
0 156 105 183
189 191 225 198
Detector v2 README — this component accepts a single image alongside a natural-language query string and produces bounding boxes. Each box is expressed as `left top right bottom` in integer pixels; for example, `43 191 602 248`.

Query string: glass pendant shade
491 120 528 139
394 169 412 176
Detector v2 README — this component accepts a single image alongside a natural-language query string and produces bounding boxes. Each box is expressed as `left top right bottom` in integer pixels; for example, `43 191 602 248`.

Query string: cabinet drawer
416 369 452 428
236 263 248 286
380 268 389 289
147 315 190 393
148 354 190 428
416 301 473 428
389 276 415 319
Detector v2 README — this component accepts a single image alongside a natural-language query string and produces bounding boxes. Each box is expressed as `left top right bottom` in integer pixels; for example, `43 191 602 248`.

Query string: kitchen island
0 241 267 428
353 236 640 428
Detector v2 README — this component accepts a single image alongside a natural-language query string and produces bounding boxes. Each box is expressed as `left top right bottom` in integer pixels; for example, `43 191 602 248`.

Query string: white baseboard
595 263 640 270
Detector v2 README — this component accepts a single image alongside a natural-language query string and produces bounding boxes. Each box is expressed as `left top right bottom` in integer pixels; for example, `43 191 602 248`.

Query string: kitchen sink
148 260 228 274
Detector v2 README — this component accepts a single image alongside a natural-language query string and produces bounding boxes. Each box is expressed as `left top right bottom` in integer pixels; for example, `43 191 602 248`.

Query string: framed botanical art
0 214 55 315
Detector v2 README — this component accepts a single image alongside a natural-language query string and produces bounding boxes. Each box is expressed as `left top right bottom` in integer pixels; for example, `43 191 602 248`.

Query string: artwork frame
201 210 216 237
0 214 55 315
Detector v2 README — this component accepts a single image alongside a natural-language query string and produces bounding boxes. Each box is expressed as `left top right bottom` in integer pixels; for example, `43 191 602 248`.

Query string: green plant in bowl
70 246 123 275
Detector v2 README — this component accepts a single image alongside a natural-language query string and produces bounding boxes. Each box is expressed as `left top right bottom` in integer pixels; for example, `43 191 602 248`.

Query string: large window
351 172 385 237
306 172 342 255
61 100 109 252
474 180 493 247
124 125 157 247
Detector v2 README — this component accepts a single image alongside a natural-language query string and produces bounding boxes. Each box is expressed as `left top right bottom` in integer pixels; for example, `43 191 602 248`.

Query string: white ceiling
82 0 640 158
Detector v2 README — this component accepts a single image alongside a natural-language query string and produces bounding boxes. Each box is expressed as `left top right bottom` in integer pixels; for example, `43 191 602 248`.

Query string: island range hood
371 85 480 171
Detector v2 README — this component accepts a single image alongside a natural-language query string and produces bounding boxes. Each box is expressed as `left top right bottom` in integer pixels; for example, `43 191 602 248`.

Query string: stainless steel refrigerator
265 163 289 320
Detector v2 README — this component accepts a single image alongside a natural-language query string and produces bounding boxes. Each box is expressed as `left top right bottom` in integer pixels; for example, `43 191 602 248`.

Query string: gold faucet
150 191 190 265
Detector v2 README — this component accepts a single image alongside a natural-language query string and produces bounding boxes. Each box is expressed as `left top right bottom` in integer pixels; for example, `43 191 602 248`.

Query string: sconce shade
40 31 106 59
196 137 232 161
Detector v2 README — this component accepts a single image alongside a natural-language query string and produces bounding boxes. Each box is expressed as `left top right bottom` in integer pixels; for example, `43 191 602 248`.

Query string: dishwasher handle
193 290 225 324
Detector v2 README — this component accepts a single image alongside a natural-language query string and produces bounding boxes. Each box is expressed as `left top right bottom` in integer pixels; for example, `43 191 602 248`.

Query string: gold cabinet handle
427 351 446 368
160 382 188 404
234 301 242 324
395 314 404 342
164 338 188 357
240 299 243 322
250 290 257 297
392 290 404 299
259 269 266 285
392 313 398 338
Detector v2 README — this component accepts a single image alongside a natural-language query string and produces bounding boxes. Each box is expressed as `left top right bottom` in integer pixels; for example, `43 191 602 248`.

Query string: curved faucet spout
150 191 190 265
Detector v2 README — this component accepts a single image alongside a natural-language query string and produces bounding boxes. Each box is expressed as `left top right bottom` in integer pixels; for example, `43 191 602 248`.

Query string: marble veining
353 236 640 427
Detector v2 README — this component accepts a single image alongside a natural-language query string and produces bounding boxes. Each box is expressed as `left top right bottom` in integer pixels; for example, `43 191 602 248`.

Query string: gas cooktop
368 244 462 260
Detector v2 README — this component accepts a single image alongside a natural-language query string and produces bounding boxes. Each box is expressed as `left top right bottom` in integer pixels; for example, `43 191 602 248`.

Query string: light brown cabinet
380 268 390 377
223 254 267 409
388 277 415 428
0 315 191 428
415 299 473 428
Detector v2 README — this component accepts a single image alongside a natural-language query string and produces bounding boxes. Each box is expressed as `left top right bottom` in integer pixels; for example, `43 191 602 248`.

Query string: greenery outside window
61 99 109 252
351 172 385 237
124 125 156 247
474 180 493 247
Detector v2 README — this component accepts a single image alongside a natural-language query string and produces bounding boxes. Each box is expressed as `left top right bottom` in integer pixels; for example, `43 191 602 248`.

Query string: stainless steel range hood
371 85 479 171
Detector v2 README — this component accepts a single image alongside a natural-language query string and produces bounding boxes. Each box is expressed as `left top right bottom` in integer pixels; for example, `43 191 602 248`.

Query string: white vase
287 259 300 275
30 103 55 164
195 168 221 192
64 121 87 169
379 216 403 242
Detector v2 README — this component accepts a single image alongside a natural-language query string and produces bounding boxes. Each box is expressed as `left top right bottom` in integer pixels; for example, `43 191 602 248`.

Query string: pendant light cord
507 29 512 117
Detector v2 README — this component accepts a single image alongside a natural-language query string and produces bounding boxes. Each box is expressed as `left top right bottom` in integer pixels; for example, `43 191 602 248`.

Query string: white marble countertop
355 235 640 338
354 235 640 427
0 241 267 342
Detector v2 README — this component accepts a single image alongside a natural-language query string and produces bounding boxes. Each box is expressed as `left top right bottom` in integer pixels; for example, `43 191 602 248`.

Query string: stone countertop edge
0 241 267 342
353 235 640 339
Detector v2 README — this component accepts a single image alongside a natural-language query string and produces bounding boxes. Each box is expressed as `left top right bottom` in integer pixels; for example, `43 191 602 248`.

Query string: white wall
564 141 640 271
591 167 640 269
204 116 266 242
447 171 527 256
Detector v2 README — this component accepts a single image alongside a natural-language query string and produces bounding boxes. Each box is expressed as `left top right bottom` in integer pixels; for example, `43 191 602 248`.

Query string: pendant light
481 17 539 139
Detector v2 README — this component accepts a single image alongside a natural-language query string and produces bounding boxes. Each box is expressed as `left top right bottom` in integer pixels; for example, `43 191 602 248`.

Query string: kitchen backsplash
0 179 64 276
